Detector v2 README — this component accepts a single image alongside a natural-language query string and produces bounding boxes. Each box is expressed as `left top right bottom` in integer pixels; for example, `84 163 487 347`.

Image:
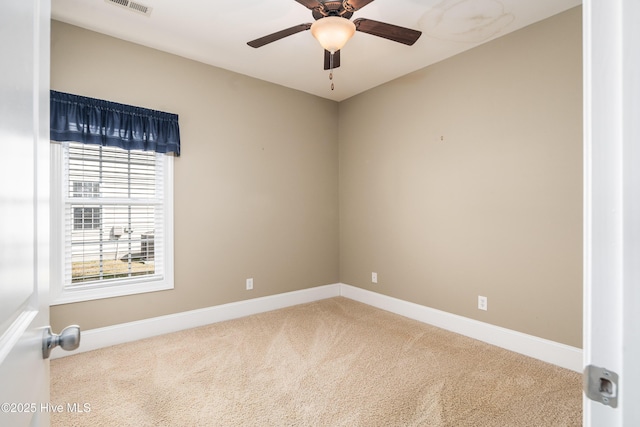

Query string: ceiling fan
247 0 422 72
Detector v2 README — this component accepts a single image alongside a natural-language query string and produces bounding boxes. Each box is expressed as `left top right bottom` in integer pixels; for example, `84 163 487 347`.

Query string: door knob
42 325 81 359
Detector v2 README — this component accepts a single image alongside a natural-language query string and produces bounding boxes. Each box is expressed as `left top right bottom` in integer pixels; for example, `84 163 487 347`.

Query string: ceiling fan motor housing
312 1 354 20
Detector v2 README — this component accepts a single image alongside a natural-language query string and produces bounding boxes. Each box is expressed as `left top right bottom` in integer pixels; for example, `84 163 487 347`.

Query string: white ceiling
51 0 581 101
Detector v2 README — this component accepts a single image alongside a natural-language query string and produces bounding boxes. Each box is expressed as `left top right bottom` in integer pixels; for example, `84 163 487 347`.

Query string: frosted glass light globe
310 17 356 53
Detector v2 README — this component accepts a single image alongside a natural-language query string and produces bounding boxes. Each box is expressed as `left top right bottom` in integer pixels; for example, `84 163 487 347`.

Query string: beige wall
50 21 340 331
339 7 583 347
51 7 583 348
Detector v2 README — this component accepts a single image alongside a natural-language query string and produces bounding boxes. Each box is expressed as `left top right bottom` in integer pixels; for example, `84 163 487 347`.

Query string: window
72 181 101 230
51 141 174 304
49 90 179 304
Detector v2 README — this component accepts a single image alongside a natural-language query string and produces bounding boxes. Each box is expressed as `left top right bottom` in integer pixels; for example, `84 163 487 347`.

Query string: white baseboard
52 283 583 373
339 284 583 372
51 283 341 359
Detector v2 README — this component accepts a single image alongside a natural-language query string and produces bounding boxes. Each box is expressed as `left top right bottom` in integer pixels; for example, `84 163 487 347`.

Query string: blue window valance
50 90 180 156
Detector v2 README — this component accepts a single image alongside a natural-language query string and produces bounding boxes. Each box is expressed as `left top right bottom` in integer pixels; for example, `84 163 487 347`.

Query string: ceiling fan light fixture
310 16 356 53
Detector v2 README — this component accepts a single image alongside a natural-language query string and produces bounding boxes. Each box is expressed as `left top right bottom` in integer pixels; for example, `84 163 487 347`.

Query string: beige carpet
51 297 582 426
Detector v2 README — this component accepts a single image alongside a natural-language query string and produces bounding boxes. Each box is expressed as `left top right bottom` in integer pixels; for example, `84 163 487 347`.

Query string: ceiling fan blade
353 18 422 46
345 0 375 11
324 49 341 70
247 23 312 48
295 0 322 10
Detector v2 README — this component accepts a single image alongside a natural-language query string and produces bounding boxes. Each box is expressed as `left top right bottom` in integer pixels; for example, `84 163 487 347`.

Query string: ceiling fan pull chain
330 52 335 91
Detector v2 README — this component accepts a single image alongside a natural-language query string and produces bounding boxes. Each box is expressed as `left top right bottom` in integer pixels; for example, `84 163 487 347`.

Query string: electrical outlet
478 295 488 311
372 272 378 284
246 278 253 290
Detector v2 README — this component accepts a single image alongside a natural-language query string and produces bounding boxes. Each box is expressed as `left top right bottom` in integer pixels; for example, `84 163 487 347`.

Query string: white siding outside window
51 141 174 304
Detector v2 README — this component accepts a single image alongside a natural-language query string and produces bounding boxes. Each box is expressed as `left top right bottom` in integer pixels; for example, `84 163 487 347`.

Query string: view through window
65 142 163 284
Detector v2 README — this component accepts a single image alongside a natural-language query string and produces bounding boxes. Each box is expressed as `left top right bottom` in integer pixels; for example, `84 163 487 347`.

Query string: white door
0 1 51 426
583 0 640 425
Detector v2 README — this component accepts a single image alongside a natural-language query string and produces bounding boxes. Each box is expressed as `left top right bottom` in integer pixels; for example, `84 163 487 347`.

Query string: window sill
50 276 173 306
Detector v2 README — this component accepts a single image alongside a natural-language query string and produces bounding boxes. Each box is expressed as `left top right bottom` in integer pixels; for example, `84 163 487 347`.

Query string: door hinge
584 365 619 408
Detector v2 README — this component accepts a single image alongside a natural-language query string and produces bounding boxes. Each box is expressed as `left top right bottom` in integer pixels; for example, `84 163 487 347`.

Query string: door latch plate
584 365 618 408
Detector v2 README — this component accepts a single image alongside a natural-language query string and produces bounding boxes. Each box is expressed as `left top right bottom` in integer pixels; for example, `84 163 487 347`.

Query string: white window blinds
63 142 165 286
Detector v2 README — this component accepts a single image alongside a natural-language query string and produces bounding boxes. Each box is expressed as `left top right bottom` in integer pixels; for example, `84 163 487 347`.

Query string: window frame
50 141 174 305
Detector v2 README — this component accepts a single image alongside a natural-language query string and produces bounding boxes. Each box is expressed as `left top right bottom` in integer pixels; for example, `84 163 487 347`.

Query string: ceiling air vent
104 0 152 17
